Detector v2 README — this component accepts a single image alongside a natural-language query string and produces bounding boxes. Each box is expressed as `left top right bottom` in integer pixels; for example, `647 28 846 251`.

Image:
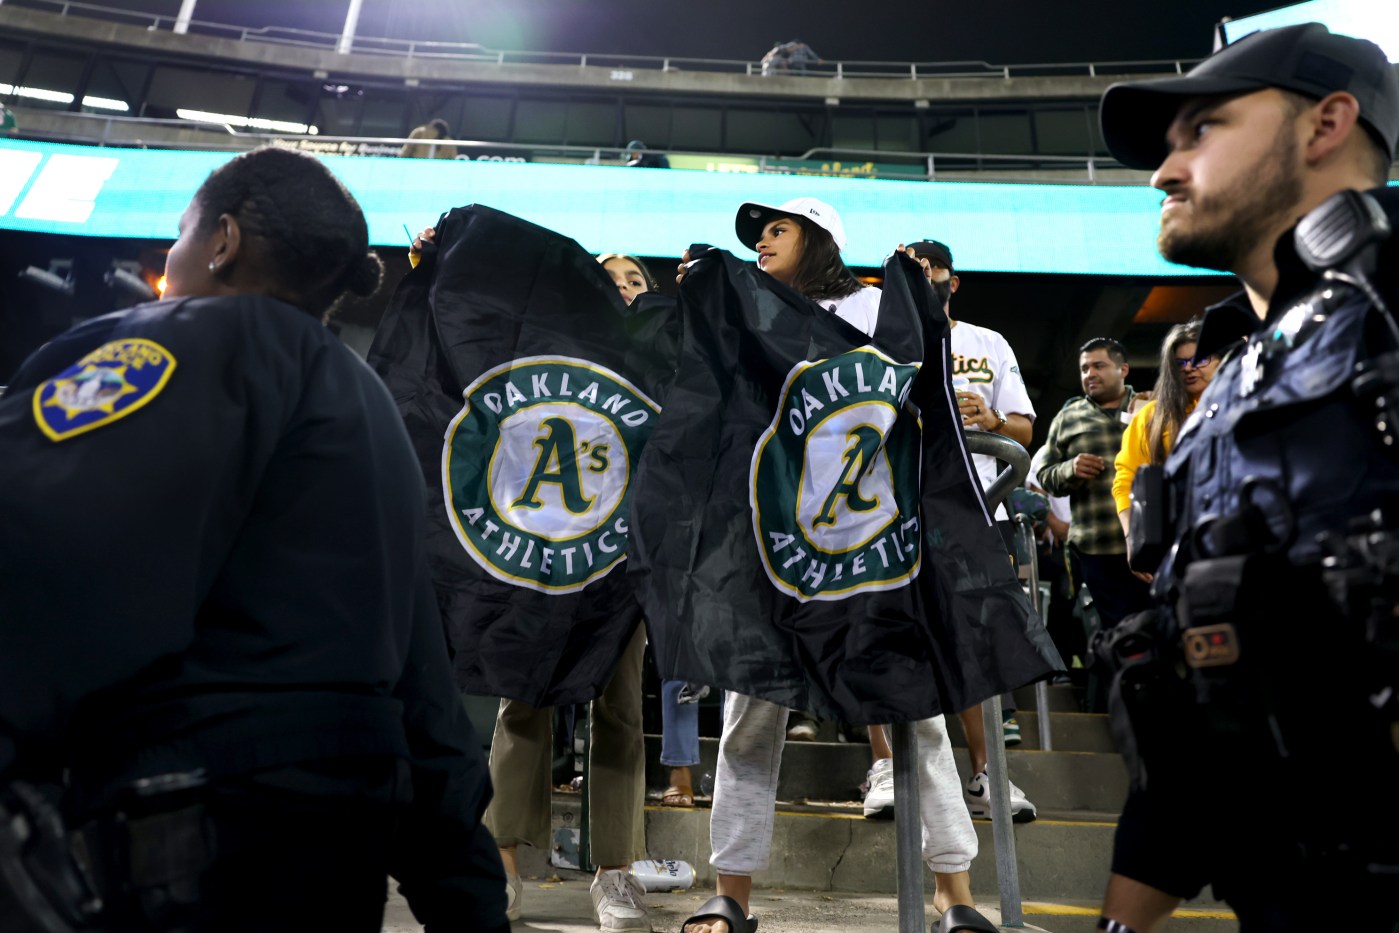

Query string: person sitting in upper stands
401 117 458 159
624 140 670 169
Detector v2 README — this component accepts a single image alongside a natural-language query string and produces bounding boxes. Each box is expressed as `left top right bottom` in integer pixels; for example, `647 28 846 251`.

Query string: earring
208 261 218 272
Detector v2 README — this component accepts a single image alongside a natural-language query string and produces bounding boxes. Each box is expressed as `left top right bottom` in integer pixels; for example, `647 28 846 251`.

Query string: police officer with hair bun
0 146 509 932
1093 23 1399 932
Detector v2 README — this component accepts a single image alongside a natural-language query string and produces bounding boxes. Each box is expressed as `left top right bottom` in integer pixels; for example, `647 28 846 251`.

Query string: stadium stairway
535 683 1239 932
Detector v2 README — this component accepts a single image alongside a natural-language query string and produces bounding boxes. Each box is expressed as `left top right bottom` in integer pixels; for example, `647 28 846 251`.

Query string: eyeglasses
1173 355 1213 369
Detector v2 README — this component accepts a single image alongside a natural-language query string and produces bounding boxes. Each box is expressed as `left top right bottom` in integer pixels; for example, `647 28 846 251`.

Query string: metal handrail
9 0 1201 79
1016 513 1056 753
888 432 1034 931
965 432 1030 926
14 110 1139 184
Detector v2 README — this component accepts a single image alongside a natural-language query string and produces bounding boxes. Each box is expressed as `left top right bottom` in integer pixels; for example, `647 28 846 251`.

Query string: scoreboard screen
0 138 1223 277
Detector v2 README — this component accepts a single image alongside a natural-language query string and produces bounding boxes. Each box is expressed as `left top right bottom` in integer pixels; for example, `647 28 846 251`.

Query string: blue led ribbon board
0 138 1220 277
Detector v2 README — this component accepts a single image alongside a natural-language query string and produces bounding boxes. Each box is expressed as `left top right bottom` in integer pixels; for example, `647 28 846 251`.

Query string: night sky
92 0 1286 65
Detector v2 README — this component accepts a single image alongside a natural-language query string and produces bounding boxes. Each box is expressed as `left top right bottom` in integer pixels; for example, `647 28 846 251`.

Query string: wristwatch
991 407 1008 429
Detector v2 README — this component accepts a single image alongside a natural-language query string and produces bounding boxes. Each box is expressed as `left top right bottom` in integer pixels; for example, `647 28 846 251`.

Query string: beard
931 277 953 310
1157 126 1303 272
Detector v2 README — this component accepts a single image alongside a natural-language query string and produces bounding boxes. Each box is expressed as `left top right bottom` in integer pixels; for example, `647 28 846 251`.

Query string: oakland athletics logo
751 348 922 602
443 356 659 594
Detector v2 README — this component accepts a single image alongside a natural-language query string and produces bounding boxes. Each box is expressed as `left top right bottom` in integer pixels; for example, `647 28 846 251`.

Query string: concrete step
1011 682 1091 713
388 870 1067 932
645 738 1129 815
945 709 1116 753
537 794 1233 922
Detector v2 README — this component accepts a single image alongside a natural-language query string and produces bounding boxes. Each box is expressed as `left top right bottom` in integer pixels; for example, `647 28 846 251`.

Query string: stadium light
176 108 319 135
81 97 130 112
0 84 128 111
0 84 72 105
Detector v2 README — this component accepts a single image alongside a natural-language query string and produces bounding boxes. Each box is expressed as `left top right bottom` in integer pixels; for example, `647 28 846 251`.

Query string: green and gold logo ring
444 355 660 594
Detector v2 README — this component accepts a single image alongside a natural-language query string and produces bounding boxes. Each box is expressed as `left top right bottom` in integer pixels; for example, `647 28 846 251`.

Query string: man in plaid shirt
1036 337 1151 636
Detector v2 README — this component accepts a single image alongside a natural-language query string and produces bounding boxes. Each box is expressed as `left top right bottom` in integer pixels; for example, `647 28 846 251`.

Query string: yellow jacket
1111 398 1199 514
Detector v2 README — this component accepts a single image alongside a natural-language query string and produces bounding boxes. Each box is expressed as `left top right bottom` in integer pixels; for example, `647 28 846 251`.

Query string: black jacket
1162 185 1399 574
0 294 507 929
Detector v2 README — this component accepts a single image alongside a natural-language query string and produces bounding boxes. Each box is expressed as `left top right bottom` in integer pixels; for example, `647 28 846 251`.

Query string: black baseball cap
1100 23 1399 170
906 239 954 270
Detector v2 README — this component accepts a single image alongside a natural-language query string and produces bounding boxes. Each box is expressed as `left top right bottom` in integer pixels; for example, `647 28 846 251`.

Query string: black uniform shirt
0 295 432 785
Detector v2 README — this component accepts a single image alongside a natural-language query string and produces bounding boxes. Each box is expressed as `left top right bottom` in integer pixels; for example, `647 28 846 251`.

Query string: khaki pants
483 624 647 867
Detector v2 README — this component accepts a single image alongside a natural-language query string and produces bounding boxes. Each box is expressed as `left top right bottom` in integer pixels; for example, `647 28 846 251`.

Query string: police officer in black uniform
1088 24 1399 932
0 147 510 931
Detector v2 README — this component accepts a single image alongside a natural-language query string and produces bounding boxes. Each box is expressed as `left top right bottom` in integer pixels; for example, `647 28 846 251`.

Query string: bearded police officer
1093 23 1399 932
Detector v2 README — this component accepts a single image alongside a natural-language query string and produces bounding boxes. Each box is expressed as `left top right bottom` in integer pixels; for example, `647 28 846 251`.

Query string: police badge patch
751 348 923 602
443 355 660 594
32 338 177 442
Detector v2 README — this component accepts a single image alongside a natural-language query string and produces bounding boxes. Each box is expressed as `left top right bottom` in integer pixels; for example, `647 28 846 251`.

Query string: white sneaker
863 757 895 819
590 869 652 933
964 770 1038 823
505 872 522 921
786 713 819 741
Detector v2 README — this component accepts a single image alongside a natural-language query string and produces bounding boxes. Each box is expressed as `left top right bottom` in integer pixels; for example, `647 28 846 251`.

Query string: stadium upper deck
0 0 1200 181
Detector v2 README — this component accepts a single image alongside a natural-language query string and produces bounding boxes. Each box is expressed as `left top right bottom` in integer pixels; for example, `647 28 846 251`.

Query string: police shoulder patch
32 338 177 442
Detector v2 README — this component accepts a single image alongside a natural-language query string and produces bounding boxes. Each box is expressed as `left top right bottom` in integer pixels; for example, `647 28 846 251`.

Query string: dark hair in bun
195 146 382 319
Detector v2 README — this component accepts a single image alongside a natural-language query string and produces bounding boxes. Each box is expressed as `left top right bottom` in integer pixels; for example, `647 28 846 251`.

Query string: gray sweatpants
709 692 977 875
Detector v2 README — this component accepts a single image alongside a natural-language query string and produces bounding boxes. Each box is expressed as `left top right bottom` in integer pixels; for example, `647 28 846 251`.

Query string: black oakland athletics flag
369 205 679 707
630 249 1058 724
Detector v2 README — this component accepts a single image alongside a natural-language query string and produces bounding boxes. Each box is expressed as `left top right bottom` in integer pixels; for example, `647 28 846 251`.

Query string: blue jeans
659 680 701 767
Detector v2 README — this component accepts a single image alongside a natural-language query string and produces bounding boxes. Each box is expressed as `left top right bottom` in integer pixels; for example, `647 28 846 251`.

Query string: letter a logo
813 424 882 527
512 417 594 513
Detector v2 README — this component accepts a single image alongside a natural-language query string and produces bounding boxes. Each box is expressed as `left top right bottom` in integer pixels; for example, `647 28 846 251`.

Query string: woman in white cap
676 197 874 933
680 200 992 933
687 195 880 332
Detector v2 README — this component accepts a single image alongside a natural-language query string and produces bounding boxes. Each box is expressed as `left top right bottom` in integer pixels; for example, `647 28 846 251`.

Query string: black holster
79 776 215 933
1093 607 1192 789
1174 550 1313 766
0 781 103 932
1096 551 1292 788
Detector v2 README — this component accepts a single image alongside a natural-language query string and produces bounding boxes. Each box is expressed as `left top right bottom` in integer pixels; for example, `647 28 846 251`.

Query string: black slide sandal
932 904 999 932
680 895 758 933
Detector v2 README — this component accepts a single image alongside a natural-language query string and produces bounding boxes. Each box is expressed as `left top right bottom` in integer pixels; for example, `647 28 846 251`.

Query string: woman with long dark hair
681 199 989 933
1113 319 1219 538
737 196 877 327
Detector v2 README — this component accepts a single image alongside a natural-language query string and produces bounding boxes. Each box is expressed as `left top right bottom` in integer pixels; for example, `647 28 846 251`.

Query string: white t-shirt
950 320 1035 520
822 286 880 336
